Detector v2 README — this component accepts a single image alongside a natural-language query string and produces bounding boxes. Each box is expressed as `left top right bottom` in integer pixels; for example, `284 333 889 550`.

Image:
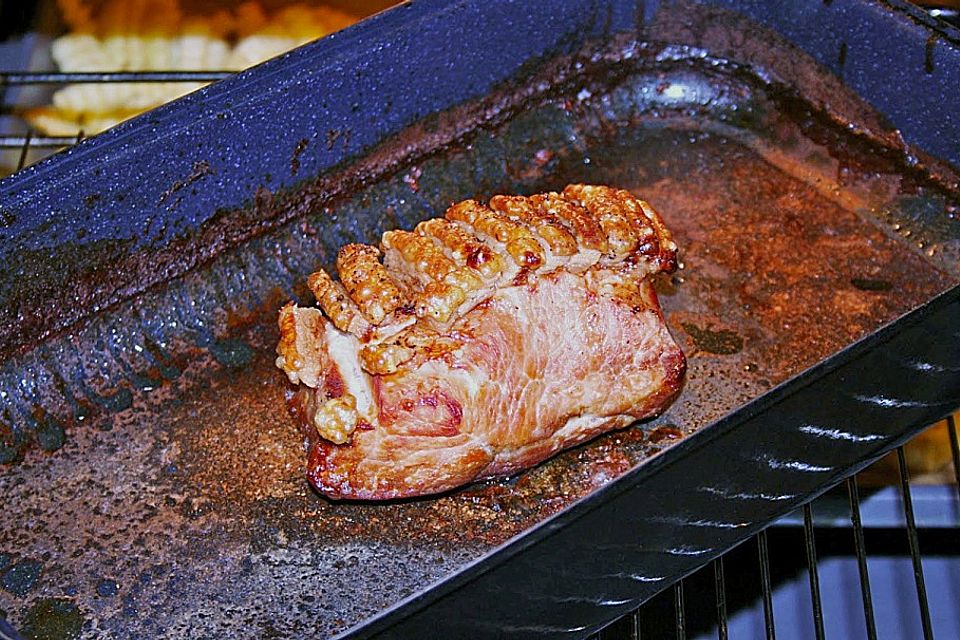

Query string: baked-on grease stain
90 387 133 414
291 138 309 176
925 34 938 74
142 337 183 381
681 323 744 355
851 278 893 292
19 598 84 640
157 160 212 206
0 414 26 464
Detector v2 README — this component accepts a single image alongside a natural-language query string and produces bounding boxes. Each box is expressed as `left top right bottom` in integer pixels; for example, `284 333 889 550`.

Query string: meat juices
276 185 686 500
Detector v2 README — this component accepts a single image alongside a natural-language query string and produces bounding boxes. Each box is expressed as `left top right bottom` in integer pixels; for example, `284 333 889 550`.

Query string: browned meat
276 185 685 500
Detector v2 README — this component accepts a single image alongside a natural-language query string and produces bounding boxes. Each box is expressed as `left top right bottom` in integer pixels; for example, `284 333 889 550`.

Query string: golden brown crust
293 186 675 341
336 243 405 324
276 302 302 377
311 395 359 445
415 280 467 322
489 195 578 256
563 185 678 271
382 230 483 292
307 269 370 334
446 200 545 269
530 192 609 253
416 217 504 280
383 230 456 283
382 230 482 323
637 198 680 272
562 184 643 257
358 342 414 375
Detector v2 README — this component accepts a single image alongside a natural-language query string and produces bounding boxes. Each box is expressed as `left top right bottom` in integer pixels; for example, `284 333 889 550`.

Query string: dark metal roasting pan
1 1 959 638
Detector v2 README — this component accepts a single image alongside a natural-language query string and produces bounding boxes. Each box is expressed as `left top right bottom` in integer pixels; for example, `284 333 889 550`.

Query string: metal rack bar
949 414 960 503
713 557 727 640
15 129 31 170
599 607 640 640
757 530 776 640
674 581 686 640
896 447 934 640
802 503 826 640
619 611 640 640
2 135 85 149
847 475 878 640
1 71 234 167
0 71 232 84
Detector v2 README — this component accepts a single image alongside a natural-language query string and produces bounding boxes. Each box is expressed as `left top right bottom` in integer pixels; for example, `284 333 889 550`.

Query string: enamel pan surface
0 1 958 638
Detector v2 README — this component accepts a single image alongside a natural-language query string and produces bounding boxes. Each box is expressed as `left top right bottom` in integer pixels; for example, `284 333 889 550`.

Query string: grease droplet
19 598 83 640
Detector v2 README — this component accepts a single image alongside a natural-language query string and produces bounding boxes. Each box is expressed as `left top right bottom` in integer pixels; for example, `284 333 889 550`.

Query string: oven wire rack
590 414 960 640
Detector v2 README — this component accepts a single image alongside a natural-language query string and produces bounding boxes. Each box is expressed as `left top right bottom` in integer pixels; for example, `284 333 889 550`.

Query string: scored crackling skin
276 185 685 499
415 217 504 280
488 194 578 256
446 199 546 270
335 243 405 325
528 191 609 253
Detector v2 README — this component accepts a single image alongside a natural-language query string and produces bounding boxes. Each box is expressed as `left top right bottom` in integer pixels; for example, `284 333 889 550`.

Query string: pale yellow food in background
859 410 960 487
25 0 357 135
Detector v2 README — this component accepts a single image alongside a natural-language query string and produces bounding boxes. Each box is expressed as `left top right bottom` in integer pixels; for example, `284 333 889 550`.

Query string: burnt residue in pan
3 29 960 640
